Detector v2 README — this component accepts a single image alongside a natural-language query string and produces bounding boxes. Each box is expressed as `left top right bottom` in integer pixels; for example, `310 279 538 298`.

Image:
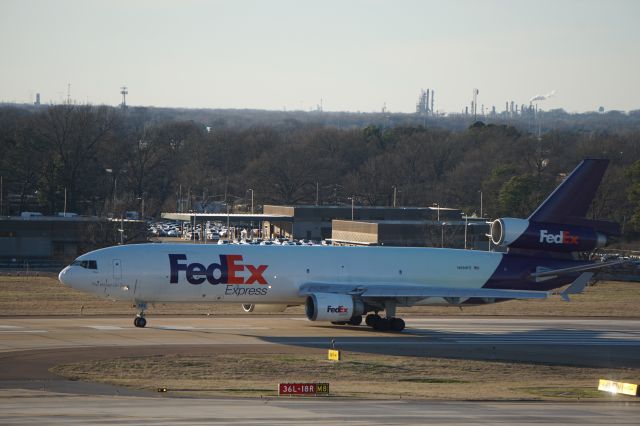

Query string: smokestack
425 88 430 115
430 89 434 115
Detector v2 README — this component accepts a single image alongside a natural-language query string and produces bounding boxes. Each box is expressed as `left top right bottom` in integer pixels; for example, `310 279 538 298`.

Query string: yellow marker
598 379 638 396
328 349 341 361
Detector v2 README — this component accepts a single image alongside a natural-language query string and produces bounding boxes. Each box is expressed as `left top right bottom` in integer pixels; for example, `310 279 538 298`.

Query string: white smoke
529 90 556 103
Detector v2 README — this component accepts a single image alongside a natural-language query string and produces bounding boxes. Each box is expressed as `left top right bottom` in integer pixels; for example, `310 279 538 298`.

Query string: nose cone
58 266 79 289
58 266 70 286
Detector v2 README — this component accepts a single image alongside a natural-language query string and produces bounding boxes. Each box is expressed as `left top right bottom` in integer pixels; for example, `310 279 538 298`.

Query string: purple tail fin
528 159 619 236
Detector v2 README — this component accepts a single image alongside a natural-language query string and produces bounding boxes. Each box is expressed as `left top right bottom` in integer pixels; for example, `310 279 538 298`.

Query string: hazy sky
1 0 639 113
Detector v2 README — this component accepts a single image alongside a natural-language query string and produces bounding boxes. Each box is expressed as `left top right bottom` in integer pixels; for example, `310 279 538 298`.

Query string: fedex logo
169 254 268 285
327 305 349 313
539 230 579 245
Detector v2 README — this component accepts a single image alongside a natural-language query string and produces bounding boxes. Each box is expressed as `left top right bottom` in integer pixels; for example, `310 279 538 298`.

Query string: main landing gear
331 315 363 326
365 314 405 332
365 301 405 332
331 303 406 332
134 302 147 328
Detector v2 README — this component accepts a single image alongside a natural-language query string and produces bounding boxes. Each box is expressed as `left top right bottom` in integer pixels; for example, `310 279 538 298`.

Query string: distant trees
0 104 639 240
625 160 640 236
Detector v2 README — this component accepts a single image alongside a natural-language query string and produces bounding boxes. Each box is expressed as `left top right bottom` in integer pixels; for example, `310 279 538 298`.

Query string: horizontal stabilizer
556 272 594 302
529 259 627 279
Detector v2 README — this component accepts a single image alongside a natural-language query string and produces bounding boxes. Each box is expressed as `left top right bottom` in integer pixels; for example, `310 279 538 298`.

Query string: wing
298 282 550 303
299 272 595 305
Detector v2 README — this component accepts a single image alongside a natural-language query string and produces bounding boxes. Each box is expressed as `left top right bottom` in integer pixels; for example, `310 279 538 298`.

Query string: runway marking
411 329 640 346
0 330 48 333
0 326 21 329
156 326 269 331
85 326 124 330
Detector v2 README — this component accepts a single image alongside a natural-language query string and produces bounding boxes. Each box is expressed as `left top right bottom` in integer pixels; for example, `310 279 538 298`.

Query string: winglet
558 272 594 302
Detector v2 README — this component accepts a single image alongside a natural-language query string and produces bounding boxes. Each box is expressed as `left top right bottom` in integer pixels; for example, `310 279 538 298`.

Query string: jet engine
305 293 364 322
490 218 606 252
242 304 289 313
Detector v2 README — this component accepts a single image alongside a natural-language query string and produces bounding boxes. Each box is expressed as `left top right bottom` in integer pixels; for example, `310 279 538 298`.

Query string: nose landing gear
134 302 147 328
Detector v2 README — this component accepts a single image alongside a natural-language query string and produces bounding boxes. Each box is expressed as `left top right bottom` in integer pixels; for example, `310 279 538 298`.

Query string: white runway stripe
85 326 124 330
412 329 640 345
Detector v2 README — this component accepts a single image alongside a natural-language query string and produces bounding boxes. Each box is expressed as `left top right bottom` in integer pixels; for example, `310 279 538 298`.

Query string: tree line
1 103 639 240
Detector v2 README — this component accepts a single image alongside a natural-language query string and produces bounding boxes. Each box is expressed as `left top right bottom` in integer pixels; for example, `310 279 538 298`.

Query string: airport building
261 204 464 241
165 204 489 249
331 218 489 250
0 214 146 269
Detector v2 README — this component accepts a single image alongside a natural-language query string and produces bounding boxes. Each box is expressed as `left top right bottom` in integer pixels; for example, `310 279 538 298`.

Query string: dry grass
0 275 639 317
51 352 640 401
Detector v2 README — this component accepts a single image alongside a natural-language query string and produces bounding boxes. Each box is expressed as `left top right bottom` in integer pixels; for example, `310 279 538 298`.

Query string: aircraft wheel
134 317 147 328
331 321 347 325
390 317 405 332
373 318 391 332
349 315 363 326
365 314 380 327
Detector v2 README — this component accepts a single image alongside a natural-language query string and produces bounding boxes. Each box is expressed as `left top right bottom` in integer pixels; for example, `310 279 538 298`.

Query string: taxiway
1 315 638 424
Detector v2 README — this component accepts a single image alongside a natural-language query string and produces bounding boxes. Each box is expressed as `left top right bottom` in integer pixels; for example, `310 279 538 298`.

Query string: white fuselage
59 244 505 306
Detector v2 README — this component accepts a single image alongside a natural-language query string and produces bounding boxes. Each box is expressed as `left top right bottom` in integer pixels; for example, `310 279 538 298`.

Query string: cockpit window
71 260 98 269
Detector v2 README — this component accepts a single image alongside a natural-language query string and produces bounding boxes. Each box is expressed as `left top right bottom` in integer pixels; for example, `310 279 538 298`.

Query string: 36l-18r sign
278 383 329 396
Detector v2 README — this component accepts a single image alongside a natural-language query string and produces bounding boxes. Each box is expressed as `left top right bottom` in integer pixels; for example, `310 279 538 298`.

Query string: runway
1 315 639 424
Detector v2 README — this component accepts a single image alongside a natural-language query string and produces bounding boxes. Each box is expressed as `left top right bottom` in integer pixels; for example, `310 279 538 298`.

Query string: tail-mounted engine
490 218 607 252
305 293 364 322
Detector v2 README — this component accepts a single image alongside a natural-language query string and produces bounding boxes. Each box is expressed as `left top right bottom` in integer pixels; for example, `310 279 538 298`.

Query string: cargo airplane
59 159 624 331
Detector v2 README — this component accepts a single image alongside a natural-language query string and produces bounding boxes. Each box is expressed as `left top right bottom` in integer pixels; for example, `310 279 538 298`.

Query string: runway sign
278 383 330 396
598 379 638 396
328 349 341 361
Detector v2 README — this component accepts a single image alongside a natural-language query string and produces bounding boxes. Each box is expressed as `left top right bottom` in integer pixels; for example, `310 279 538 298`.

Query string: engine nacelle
490 218 607 252
242 304 289 313
305 293 364 322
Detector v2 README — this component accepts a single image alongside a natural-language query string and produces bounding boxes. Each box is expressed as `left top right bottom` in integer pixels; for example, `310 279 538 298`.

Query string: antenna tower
120 86 128 109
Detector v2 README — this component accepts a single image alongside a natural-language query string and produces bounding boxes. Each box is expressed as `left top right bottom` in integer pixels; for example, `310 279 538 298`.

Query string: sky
1 0 639 113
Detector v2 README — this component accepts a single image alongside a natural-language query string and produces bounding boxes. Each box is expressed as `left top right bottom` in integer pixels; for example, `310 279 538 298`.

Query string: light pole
393 186 397 207
349 196 355 220
137 194 145 220
249 189 254 214
441 222 447 248
106 168 126 218
433 203 440 221
464 215 468 249
479 191 483 218
105 169 115 215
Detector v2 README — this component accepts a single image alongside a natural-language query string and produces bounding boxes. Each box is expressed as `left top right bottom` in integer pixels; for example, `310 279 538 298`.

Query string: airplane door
112 259 122 286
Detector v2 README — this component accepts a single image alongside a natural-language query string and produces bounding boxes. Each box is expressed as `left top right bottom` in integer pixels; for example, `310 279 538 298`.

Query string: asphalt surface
1 315 639 424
